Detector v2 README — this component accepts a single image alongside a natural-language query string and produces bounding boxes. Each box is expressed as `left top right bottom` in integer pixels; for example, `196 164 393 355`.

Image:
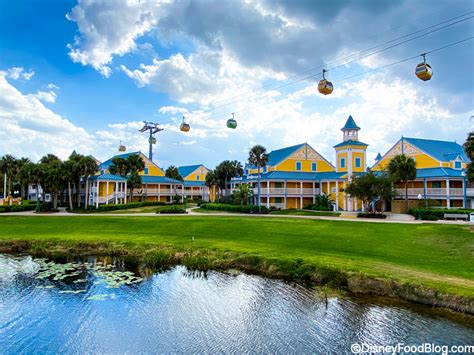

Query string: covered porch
88 174 127 208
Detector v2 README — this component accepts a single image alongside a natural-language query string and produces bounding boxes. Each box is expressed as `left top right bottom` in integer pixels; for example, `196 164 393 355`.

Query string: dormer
342 115 360 142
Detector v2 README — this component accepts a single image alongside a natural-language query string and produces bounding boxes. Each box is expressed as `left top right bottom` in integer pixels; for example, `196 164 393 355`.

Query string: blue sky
0 0 472 169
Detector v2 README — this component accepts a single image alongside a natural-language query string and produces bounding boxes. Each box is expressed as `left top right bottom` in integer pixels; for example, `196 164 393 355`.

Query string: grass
269 209 341 217
0 216 473 311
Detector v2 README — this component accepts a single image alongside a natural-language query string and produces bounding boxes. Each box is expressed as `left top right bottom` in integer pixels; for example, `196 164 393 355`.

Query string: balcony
467 188 474 197
250 187 320 196
394 188 465 198
133 188 207 196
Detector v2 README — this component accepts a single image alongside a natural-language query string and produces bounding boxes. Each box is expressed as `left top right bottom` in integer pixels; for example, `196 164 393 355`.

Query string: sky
0 0 473 169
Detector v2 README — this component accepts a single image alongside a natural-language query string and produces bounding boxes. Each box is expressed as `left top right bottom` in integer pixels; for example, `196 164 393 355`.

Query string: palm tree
109 157 129 176
39 154 63 209
463 132 474 183
388 154 417 211
126 154 145 201
67 152 85 208
215 160 243 201
16 158 32 199
29 163 44 211
0 155 17 197
80 156 99 209
248 145 268 211
233 183 252 205
205 169 218 202
165 165 183 201
62 158 75 211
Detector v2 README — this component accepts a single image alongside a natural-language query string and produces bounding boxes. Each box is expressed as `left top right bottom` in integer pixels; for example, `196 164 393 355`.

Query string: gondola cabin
180 123 190 132
227 118 237 129
318 79 333 95
415 62 433 81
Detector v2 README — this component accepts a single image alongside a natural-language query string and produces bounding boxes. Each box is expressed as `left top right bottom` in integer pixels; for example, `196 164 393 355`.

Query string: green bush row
156 206 187 214
68 201 167 213
0 204 37 213
409 208 473 221
200 203 268 214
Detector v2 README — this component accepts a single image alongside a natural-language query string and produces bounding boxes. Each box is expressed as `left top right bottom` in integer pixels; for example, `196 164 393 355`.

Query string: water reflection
0 254 472 353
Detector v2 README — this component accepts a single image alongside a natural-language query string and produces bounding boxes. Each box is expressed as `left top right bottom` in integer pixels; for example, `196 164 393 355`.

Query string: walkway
0 208 471 225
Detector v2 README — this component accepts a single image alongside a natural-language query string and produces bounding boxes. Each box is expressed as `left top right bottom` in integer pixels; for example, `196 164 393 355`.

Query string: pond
0 254 473 353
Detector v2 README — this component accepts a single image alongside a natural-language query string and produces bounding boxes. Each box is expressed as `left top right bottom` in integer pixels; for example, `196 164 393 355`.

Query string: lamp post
417 193 423 220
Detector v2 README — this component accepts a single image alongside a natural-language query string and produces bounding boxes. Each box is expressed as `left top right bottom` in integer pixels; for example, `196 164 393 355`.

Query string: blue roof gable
404 137 468 162
99 151 141 170
333 140 368 148
178 165 203 178
342 115 360 130
375 153 383 161
267 143 306 166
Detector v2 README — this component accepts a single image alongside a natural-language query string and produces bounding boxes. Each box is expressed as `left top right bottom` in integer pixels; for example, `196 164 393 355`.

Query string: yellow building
178 164 210 201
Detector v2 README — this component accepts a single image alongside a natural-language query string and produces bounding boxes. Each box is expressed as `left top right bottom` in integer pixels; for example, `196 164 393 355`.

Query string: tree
463 132 474 183
126 154 145 200
205 169 218 202
248 145 268 211
387 154 417 211
79 156 99 208
109 157 129 176
16 158 32 199
232 183 252 205
62 158 76 211
0 154 17 197
39 154 63 210
345 170 394 213
127 171 142 202
29 163 44 211
165 165 183 200
215 160 244 202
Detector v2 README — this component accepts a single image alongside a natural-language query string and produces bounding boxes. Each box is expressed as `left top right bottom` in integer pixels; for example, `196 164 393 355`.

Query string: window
196 175 200 181
311 162 317 171
296 161 302 171
355 157 361 168
454 161 461 169
263 166 267 173
275 197 282 203
432 181 441 189
340 158 346 168
275 182 282 188
144 167 149 175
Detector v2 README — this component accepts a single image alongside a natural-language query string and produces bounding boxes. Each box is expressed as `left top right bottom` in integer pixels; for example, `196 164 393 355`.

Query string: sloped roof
178 164 203 178
404 137 468 162
342 115 360 130
238 170 346 181
99 151 141 170
88 173 127 181
333 140 369 148
375 153 382 161
183 180 206 187
415 167 465 178
141 176 182 184
267 143 306 166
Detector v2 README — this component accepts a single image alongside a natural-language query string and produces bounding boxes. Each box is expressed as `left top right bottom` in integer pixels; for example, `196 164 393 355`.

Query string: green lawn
0 216 473 298
269 209 341 217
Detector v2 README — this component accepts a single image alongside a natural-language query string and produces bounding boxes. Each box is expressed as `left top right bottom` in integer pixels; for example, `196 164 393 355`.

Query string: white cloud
0 72 95 161
34 91 57 103
6 67 35 80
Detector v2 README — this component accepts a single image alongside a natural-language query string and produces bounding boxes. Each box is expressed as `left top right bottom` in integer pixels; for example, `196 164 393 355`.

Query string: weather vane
139 121 163 161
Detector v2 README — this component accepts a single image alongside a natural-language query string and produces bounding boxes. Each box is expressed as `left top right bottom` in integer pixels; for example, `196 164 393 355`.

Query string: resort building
43 115 468 211
231 116 471 211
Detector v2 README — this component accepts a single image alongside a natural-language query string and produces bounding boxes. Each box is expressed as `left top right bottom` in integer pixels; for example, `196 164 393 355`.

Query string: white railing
467 188 474 197
134 188 207 196
394 188 465 197
250 187 320 196
269 203 286 209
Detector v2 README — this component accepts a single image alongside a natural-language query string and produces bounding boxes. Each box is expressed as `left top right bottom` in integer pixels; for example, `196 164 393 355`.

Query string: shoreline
1 238 473 315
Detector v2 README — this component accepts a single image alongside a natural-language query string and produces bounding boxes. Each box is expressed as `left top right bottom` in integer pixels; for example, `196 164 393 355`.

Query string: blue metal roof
333 140 369 148
267 143 306 166
375 152 382 161
178 164 203 178
183 180 206 187
237 170 346 181
141 176 182 184
404 137 468 162
99 151 141 170
89 174 127 182
416 167 466 178
342 115 360 130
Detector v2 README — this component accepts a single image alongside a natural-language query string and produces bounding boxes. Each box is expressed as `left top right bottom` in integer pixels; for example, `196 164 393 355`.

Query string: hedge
0 204 37 213
409 208 473 221
357 213 387 219
156 206 187 214
67 201 167 213
199 203 268 214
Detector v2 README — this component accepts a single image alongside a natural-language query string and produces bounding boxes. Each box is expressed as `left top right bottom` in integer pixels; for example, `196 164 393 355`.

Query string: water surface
0 254 472 353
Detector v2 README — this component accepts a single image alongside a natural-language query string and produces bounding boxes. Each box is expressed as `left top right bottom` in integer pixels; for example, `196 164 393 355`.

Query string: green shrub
200 203 268 214
92 201 166 213
157 206 186 214
409 208 473 221
357 213 387 219
0 204 37 213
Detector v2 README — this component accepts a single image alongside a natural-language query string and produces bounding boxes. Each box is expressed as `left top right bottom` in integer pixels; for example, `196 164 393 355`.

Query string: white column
115 182 118 204
105 181 109 205
266 182 270 208
446 179 450 209
312 182 315 203
299 181 303 209
335 181 339 211
284 180 287 209
124 181 127 204
95 181 99 208
158 183 161 202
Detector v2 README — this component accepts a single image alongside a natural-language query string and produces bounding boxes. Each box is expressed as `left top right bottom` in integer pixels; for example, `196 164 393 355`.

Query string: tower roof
341 115 360 131
375 152 382 161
